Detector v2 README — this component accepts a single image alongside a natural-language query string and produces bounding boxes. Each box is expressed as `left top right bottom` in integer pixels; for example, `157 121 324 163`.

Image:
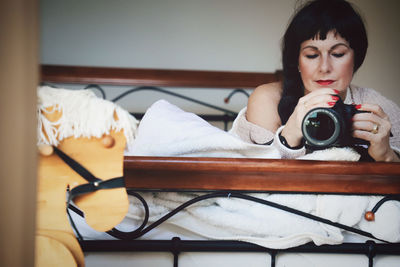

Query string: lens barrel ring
302 108 342 149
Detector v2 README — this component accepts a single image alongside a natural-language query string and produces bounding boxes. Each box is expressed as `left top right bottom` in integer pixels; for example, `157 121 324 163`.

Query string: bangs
290 0 367 52
297 12 354 44
311 30 338 41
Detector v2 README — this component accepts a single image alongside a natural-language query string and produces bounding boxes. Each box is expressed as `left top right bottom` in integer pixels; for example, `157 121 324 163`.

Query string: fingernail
332 95 339 101
355 104 362 109
328 102 336 106
334 89 340 94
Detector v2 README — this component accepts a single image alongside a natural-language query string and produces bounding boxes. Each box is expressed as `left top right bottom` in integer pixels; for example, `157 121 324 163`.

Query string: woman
237 0 400 161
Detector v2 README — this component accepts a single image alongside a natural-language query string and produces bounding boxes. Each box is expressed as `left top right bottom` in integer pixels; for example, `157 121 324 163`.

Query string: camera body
301 97 368 150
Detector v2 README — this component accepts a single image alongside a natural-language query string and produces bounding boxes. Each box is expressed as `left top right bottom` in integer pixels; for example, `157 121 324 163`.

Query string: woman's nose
319 56 332 73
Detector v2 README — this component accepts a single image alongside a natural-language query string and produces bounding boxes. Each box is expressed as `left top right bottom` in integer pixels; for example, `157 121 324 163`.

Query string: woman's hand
352 103 400 162
281 88 339 147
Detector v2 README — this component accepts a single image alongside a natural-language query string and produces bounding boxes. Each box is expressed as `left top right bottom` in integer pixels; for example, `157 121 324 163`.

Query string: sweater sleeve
229 107 275 145
229 108 306 158
273 125 306 159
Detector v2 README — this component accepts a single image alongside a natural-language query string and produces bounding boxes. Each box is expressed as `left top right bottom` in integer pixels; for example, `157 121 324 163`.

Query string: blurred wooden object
36 108 128 266
35 235 77 267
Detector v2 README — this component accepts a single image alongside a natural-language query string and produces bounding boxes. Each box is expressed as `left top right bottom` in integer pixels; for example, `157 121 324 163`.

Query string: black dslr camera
301 96 368 150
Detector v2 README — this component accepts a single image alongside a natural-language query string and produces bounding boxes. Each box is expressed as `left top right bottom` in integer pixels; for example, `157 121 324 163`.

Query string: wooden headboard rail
125 156 400 195
41 65 282 88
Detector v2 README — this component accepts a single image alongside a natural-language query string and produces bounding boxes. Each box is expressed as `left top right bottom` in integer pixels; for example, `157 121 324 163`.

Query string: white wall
350 0 400 105
40 0 400 107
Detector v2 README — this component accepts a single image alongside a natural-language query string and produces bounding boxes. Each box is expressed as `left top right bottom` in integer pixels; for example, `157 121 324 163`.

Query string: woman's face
298 31 354 99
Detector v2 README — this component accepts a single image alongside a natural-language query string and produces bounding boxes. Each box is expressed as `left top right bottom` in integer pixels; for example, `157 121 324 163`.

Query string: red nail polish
355 104 362 109
332 95 339 101
334 89 340 94
328 102 335 106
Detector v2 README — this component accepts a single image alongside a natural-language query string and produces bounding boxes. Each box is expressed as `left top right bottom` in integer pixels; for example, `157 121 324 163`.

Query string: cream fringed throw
37 86 139 148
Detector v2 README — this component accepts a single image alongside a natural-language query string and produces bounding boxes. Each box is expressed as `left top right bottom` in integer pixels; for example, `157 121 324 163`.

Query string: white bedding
126 99 281 158
126 99 360 161
120 100 400 248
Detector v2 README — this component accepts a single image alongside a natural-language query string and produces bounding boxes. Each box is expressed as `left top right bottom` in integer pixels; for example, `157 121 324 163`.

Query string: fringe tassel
37 86 138 149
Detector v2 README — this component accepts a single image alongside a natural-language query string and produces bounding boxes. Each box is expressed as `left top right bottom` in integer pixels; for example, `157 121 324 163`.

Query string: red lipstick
316 80 334 86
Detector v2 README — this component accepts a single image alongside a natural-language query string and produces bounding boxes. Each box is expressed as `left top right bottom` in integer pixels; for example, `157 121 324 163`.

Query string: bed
40 65 400 267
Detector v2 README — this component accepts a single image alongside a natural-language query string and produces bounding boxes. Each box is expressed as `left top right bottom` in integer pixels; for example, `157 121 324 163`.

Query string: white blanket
126 99 280 158
126 99 359 160
121 100 400 248
122 192 400 249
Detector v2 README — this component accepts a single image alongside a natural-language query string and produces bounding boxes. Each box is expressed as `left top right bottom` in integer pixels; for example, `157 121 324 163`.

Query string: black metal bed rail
79 238 400 267
131 112 237 124
69 190 400 267
101 191 397 243
93 84 243 131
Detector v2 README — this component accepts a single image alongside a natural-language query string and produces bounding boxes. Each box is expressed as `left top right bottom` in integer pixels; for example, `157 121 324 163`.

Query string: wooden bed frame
41 65 400 195
41 65 400 267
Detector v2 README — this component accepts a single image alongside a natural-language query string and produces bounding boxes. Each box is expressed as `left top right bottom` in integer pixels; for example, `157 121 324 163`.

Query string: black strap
279 132 305 149
53 146 125 203
67 177 125 203
53 146 102 183
52 146 125 240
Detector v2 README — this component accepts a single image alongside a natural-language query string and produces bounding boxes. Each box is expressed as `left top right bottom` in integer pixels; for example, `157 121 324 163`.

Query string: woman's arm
247 83 339 158
246 82 282 132
247 83 308 159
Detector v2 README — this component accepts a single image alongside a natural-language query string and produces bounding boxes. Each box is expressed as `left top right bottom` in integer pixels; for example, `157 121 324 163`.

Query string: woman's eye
305 54 318 59
332 53 344 58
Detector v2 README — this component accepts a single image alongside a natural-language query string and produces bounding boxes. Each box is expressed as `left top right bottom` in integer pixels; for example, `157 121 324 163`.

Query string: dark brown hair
278 0 368 124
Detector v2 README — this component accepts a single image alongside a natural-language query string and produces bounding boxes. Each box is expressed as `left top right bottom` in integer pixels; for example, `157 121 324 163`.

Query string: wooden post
0 0 39 266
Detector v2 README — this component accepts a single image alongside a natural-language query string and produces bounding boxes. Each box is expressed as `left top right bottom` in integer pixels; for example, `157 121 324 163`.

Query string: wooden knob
364 211 375 221
101 135 115 148
38 144 53 156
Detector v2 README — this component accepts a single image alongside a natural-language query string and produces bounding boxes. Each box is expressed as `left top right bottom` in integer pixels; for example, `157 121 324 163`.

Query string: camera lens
305 112 335 140
302 108 341 148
